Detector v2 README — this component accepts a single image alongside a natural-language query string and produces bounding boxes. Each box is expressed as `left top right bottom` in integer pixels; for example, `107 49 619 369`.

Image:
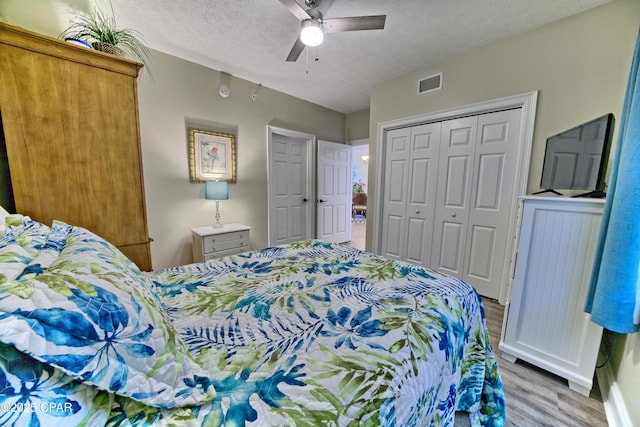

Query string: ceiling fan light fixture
300 19 323 47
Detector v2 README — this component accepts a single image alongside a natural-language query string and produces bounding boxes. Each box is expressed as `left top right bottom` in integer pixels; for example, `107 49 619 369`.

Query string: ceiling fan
278 0 386 62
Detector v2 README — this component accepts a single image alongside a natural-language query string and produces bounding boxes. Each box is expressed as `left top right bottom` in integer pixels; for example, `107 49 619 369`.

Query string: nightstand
191 223 251 262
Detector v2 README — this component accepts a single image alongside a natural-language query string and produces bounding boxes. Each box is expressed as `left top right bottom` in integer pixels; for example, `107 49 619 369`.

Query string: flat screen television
536 113 615 198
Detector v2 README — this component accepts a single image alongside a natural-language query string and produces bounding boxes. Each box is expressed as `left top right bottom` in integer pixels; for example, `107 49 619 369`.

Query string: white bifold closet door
381 109 521 299
381 123 441 265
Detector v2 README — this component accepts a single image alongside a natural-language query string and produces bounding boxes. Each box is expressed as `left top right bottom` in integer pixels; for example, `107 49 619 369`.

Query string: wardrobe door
431 116 478 277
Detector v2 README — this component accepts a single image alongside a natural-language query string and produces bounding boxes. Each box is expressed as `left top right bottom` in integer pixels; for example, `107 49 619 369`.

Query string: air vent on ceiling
417 72 442 95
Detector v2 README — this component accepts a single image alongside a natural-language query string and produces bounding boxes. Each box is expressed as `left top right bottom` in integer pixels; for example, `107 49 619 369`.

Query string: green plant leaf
60 2 150 66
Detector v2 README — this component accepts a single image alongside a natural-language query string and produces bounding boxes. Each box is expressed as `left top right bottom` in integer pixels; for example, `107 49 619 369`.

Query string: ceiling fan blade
286 37 306 62
278 0 311 20
324 15 386 33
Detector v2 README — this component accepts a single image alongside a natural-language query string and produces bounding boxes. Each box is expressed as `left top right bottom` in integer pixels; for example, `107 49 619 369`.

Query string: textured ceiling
99 0 611 114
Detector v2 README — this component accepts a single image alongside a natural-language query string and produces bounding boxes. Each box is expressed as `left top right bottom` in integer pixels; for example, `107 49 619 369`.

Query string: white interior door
464 109 521 297
380 123 441 264
317 140 351 243
431 116 477 277
404 123 442 265
267 127 315 246
380 127 410 260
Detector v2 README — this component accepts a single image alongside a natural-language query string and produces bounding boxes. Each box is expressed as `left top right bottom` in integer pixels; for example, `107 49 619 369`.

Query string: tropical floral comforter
0 215 504 426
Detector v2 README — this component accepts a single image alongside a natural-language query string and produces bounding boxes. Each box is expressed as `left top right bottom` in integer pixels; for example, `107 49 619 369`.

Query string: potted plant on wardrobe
61 3 150 65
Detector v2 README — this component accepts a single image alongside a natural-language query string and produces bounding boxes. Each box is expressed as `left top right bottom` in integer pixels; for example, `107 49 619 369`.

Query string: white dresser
191 223 251 262
499 196 604 396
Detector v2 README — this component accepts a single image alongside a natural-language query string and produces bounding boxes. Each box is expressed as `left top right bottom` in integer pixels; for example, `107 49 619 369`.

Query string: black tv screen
538 113 615 198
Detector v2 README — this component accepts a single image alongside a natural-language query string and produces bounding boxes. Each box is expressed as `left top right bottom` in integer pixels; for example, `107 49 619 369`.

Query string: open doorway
349 141 368 250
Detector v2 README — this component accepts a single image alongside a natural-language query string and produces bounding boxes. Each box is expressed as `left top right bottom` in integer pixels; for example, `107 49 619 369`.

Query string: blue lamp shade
205 181 228 201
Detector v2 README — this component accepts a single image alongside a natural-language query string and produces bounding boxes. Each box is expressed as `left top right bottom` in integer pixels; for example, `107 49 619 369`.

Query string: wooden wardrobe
0 21 152 271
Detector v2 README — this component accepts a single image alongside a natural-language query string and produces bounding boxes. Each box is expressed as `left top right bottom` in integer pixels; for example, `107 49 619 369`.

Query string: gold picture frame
188 128 236 183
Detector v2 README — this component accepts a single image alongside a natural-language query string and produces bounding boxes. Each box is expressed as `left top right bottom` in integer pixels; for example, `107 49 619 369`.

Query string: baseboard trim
597 363 633 427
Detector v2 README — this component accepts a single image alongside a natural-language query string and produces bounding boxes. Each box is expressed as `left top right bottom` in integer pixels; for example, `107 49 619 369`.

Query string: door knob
451 212 457 218
318 199 326 203
303 198 308 202
416 210 420 214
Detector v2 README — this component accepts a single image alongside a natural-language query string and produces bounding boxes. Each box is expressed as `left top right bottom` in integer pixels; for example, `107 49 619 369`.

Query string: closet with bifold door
380 109 521 299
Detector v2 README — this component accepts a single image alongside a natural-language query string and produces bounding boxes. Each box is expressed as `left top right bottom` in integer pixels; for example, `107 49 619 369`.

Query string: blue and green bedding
0 215 504 426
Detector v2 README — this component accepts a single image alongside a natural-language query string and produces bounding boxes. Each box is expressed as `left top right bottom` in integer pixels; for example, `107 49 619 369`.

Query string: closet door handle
451 212 457 218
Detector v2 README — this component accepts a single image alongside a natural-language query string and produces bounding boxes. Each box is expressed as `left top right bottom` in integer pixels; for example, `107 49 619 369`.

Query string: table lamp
205 181 228 228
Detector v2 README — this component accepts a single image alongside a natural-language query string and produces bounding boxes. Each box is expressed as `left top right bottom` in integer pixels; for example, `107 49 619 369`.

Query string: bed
0 213 504 426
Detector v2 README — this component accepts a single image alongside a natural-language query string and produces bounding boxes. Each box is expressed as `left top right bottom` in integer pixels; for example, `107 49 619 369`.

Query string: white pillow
0 205 9 238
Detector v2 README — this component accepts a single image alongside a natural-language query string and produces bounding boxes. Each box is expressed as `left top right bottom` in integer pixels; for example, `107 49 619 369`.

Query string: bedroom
0 0 639 426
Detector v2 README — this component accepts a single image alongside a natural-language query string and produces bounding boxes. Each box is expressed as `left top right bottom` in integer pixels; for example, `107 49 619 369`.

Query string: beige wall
368 0 640 423
0 0 88 37
345 108 370 142
137 50 345 268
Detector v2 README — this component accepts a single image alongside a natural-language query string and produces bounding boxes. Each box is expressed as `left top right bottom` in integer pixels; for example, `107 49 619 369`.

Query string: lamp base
213 201 224 228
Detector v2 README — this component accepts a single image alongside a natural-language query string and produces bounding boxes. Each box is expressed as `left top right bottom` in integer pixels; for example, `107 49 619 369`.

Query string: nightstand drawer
202 230 248 246
203 237 249 254
204 245 250 260
191 223 251 263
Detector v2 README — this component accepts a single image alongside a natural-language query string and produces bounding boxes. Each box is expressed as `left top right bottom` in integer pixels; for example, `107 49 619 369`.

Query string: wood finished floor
345 226 609 426
346 220 366 251
482 299 608 426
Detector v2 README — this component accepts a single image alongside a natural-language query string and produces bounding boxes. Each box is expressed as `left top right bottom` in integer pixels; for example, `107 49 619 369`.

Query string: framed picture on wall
188 128 236 183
